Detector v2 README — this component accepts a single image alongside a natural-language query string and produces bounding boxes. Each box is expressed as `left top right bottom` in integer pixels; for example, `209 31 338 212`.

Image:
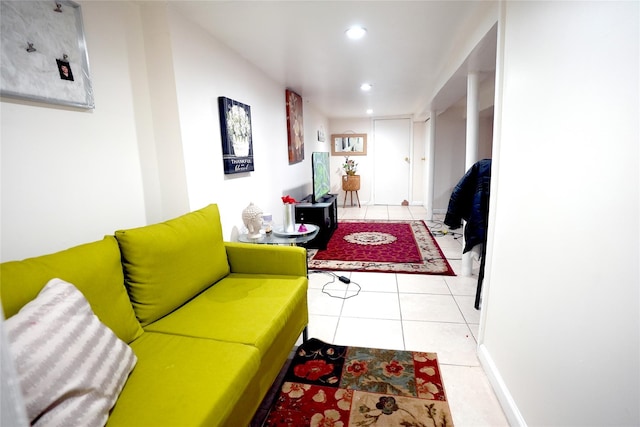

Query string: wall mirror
330 134 367 156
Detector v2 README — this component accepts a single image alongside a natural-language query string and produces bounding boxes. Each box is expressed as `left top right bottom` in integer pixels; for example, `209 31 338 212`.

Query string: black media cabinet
295 194 338 250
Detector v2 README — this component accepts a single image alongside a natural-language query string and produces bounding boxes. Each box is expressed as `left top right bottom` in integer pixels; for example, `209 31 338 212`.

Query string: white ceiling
171 1 497 119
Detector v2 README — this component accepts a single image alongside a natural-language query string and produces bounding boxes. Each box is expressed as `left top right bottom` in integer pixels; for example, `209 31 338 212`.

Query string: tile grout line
331 276 348 345
451 293 480 345
394 273 408 351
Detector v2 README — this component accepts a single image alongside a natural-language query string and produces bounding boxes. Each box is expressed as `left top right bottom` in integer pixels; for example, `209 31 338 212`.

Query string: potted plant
343 156 358 176
342 156 360 193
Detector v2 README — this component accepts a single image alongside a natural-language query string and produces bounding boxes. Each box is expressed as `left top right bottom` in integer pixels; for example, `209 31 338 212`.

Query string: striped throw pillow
5 278 137 426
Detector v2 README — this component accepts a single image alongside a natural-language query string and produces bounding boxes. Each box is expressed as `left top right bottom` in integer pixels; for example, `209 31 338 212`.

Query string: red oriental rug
308 220 455 275
261 338 454 427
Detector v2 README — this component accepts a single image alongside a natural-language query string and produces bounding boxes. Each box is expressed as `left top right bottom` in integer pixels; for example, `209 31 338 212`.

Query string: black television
312 152 331 203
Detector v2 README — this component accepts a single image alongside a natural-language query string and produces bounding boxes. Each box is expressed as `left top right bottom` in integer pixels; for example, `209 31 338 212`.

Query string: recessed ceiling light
360 83 372 91
346 26 367 40
366 109 373 115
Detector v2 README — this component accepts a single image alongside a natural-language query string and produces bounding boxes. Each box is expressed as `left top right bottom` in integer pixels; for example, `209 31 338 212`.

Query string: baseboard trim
478 343 528 427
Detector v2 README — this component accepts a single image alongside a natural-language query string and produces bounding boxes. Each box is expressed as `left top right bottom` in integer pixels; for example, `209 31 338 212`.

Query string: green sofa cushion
0 236 143 344
145 273 308 354
114 204 230 326
107 332 260 427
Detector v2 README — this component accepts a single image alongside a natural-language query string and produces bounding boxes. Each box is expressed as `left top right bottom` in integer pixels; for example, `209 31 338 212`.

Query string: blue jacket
444 159 491 253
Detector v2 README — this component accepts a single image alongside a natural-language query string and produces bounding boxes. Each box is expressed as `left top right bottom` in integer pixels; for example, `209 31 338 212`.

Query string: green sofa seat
145 273 308 355
107 332 260 427
144 272 308 413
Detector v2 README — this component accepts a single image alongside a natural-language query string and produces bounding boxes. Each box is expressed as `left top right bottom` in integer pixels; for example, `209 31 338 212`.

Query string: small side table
238 224 319 246
342 175 361 208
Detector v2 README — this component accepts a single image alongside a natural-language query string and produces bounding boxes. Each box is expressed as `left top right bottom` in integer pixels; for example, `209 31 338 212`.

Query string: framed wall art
218 96 255 174
330 133 367 156
285 89 304 164
317 126 326 142
0 1 94 109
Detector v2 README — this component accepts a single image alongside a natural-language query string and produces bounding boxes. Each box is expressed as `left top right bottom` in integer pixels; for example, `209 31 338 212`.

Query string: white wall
166 4 314 237
478 113 493 160
165 3 330 238
481 2 639 425
139 3 190 222
302 102 332 198
0 1 331 260
431 106 493 213
0 2 149 261
432 108 466 211
431 1 499 106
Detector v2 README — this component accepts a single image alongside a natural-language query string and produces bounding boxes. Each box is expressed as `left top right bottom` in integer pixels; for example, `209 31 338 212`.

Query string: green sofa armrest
224 242 307 277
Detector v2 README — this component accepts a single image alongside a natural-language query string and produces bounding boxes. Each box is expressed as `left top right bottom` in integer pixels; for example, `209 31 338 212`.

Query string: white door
373 118 412 204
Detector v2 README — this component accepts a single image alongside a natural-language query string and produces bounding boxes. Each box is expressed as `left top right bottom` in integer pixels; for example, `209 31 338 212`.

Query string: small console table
294 194 338 250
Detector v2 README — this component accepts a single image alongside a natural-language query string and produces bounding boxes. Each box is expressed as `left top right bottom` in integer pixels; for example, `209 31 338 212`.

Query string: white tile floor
300 204 509 427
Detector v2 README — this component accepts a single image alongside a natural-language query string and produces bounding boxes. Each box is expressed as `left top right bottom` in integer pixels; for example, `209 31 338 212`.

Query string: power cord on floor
430 229 463 239
308 270 361 300
427 219 463 239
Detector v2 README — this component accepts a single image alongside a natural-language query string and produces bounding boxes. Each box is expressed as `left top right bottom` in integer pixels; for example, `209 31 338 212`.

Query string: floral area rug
263 338 453 427
308 220 455 275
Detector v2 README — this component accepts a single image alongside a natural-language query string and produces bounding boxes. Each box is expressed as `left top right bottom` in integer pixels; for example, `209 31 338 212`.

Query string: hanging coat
444 159 491 253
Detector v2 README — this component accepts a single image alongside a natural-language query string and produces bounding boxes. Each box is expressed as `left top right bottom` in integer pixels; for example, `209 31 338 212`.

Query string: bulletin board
0 1 94 109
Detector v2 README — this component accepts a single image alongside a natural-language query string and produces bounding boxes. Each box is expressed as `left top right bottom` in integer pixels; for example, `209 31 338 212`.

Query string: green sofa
1 204 309 426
